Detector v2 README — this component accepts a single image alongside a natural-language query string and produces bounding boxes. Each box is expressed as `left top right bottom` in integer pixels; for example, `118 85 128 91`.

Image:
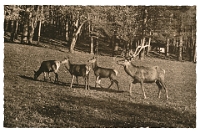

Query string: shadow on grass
89 86 124 93
4 38 69 53
4 38 44 49
35 105 66 118
18 75 67 86
18 75 124 93
32 93 196 128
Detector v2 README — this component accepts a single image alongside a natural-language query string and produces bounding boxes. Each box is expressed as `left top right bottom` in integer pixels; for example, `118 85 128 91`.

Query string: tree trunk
37 20 41 44
21 9 30 44
14 20 19 40
113 31 119 53
112 35 116 57
165 38 170 56
90 20 94 54
193 43 196 63
4 19 9 32
70 20 88 53
95 38 99 55
139 8 148 60
191 26 196 62
173 38 176 54
22 21 29 44
68 14 73 44
178 36 183 61
28 22 35 44
189 47 193 62
10 20 15 42
90 36 94 54
65 20 69 41
28 6 40 44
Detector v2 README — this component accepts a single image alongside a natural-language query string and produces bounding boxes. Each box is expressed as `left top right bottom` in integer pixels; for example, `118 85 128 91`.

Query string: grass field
4 42 196 127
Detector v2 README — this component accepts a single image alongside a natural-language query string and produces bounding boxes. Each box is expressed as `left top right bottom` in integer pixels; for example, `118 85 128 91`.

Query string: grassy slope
4 43 196 127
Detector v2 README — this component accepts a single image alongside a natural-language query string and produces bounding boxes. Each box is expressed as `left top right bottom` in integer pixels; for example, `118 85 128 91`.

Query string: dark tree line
4 5 196 62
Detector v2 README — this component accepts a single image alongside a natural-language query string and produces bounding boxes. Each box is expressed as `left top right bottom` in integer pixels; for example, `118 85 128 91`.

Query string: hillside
4 42 196 127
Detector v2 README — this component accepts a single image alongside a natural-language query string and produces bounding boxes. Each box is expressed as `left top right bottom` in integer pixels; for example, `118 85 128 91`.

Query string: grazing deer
34 59 67 82
64 57 91 90
116 58 168 99
88 56 119 90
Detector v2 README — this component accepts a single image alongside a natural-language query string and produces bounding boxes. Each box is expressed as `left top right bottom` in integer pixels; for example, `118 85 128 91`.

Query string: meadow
4 42 196 127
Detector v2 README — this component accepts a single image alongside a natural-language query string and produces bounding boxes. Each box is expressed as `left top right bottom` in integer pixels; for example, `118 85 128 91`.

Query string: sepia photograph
3 4 197 128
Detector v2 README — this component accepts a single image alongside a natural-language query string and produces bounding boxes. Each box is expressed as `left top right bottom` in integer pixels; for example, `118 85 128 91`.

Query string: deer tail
113 69 118 76
163 69 165 74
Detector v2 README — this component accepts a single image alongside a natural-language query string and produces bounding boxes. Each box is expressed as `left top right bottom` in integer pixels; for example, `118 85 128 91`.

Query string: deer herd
34 54 169 100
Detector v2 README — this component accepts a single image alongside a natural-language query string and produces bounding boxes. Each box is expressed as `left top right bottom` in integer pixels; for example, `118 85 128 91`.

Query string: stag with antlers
115 47 168 99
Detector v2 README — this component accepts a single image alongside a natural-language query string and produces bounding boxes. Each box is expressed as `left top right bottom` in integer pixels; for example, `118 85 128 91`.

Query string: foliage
4 5 196 59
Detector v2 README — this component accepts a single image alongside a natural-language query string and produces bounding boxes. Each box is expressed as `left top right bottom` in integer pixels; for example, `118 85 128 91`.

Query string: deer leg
54 73 58 83
161 81 169 100
156 80 162 98
96 76 103 89
43 72 46 81
107 80 114 89
140 81 146 99
164 85 169 100
47 72 51 81
87 74 90 90
76 76 79 86
156 80 168 100
129 82 133 96
157 88 163 98
70 75 75 89
84 76 87 90
95 76 102 88
114 80 119 91
95 80 97 89
98 80 104 89
94 76 98 89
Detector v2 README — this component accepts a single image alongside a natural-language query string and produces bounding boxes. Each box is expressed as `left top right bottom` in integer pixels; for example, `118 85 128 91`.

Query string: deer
64 57 91 90
34 59 68 83
88 56 119 91
115 45 169 100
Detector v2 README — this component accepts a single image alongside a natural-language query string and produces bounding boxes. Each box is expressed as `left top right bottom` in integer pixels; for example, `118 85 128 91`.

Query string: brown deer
88 56 119 90
116 57 168 99
64 57 91 90
34 59 68 82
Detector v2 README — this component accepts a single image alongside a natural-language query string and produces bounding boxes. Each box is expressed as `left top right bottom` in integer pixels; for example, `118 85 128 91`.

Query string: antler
131 39 150 58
